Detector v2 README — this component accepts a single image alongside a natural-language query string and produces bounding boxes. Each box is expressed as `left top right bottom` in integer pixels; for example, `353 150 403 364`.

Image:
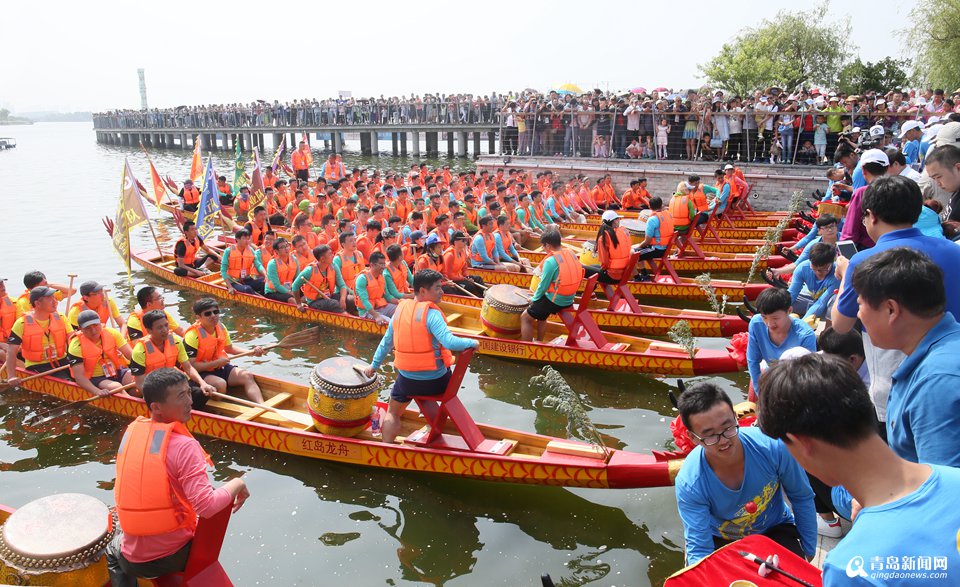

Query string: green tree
904 0 960 91
838 57 912 95
699 5 853 96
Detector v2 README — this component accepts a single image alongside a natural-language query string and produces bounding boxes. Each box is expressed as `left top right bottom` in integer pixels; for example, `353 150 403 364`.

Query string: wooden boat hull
446 293 746 337
584 213 789 229
157 201 238 231
132 249 740 375
17 371 685 489
561 222 799 242
468 267 768 302
518 248 786 273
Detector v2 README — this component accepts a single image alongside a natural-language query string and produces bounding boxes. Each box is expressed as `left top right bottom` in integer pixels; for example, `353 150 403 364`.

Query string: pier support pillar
447 132 455 157
457 132 468 157
290 133 297 148
323 139 330 151
488 132 496 154
473 132 481 157
273 133 284 150
425 132 438 156
360 132 371 155
369 131 379 155
411 131 420 157
391 133 399 155
332 132 343 154
400 132 408 156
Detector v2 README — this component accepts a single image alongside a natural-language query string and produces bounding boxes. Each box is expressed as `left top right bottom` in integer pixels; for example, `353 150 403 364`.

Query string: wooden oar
25 382 136 426
64 274 78 312
231 326 324 357
208 392 314 427
447 281 480 298
1 364 72 391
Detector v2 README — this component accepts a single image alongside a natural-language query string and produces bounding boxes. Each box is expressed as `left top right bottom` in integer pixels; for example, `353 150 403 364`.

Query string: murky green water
0 123 750 586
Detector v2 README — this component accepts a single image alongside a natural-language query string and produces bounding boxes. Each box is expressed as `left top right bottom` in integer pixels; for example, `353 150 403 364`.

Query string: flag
194 158 220 241
147 158 168 206
249 147 266 211
233 141 248 193
270 135 286 173
190 135 203 183
112 159 152 272
302 131 310 147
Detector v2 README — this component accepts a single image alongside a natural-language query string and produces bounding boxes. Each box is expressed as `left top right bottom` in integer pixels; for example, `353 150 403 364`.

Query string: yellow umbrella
557 83 584 95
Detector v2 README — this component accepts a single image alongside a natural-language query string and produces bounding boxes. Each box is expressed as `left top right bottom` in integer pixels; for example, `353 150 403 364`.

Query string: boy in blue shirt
758 352 960 587
674 382 816 565
898 120 923 166
746 288 817 395
787 242 840 319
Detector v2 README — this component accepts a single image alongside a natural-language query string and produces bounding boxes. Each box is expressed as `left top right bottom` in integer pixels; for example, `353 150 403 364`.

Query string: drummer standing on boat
364 269 478 444
106 368 249 586
4 287 73 384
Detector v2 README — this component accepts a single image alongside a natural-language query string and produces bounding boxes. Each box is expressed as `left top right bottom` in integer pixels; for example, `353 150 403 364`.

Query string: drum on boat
307 356 380 437
817 201 846 219
0 493 114 585
578 241 600 266
479 284 531 338
621 218 647 237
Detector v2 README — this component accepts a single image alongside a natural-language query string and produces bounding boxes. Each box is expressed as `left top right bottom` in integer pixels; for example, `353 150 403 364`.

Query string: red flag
190 136 203 183
148 159 168 206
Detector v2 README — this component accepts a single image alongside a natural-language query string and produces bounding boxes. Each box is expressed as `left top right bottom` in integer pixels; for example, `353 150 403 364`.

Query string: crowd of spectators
94 86 960 164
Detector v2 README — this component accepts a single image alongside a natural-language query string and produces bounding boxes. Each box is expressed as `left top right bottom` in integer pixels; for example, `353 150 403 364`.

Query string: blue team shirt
902 139 921 166
645 214 667 250
823 465 960 587
788 261 840 319
851 161 866 190
746 314 817 392
675 427 817 565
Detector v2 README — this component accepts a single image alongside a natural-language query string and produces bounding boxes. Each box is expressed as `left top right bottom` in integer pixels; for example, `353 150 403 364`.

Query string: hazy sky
1 0 912 113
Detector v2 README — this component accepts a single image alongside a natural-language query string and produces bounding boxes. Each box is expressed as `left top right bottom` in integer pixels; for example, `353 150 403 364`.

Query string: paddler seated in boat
184 297 266 403
583 210 635 284
244 206 272 248
129 310 215 403
14 271 74 315
216 175 234 217
4 287 73 384
234 186 251 221
443 231 486 296
263 237 302 304
384 244 414 300
363 269 479 444
770 214 840 278
402 230 425 267
667 185 698 244
746 288 817 398
494 215 532 272
333 231 366 292
415 233 446 274
356 219 381 260
0 278 19 365
68 309 134 397
254 231 277 269
520 227 584 342
632 197 675 281
689 169 732 227
356 251 401 325
179 179 201 213
126 286 185 342
220 229 266 296
67 281 124 331
105 367 250 586
674 382 817 565
783 243 840 322
471 215 521 272
173 221 220 278
293 244 353 314
621 178 650 211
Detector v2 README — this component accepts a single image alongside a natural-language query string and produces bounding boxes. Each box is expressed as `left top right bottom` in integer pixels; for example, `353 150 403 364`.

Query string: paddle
64 273 78 312
208 392 314 427
25 382 137 426
1 364 72 392
447 281 480 298
232 326 324 357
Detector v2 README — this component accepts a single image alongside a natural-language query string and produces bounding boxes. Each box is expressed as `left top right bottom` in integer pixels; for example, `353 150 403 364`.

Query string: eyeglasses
689 424 740 446
201 309 220 317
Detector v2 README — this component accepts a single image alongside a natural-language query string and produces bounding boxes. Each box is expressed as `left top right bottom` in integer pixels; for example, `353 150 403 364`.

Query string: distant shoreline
0 120 33 126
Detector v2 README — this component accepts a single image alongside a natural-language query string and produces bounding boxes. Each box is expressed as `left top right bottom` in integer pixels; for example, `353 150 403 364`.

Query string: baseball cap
851 127 861 134
79 281 104 297
601 210 622 222
898 120 923 138
29 286 56 305
868 125 885 138
934 122 960 147
380 228 397 238
451 231 469 242
860 149 890 167
723 164 735 170
425 234 441 247
77 310 101 329
409 230 425 242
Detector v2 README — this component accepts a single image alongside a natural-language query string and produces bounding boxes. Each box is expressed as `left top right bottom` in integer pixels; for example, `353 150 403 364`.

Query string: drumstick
738 551 816 587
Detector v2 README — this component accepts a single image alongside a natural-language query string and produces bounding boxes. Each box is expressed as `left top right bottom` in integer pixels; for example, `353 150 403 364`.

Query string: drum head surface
621 218 647 234
313 356 375 388
485 284 531 307
3 494 109 559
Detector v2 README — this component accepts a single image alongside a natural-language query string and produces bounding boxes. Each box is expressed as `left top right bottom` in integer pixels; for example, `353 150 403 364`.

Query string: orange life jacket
78 329 127 379
471 232 497 264
602 227 634 279
669 195 692 226
177 237 199 265
272 255 299 289
302 263 338 302
416 253 443 274
226 245 256 280
392 300 454 372
182 186 200 205
542 249 583 300
184 322 227 363
135 335 180 373
442 246 469 280
258 243 274 267
394 199 412 222
115 417 211 536
497 229 514 255
20 312 68 363
0 295 17 340
337 251 364 289
651 210 675 247
429 228 450 249
504 207 521 229
72 300 111 326
217 182 231 196
690 186 708 213
324 162 345 181
247 221 269 247
387 262 411 294
292 149 312 171
401 244 417 266
360 269 387 308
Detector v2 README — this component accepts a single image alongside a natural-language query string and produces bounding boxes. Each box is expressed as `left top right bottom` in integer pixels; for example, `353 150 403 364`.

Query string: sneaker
817 515 843 538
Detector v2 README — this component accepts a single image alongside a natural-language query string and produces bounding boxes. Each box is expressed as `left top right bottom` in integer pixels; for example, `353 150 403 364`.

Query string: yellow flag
112 159 152 272
190 135 203 183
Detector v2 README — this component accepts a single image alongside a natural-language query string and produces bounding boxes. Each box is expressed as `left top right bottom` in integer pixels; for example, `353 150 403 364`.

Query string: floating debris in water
319 532 361 546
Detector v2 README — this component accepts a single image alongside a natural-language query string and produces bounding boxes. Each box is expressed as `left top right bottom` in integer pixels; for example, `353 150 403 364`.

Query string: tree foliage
905 0 960 91
837 57 912 95
699 5 853 96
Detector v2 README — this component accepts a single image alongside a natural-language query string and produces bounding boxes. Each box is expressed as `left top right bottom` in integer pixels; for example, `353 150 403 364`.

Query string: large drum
621 218 646 237
0 493 115 585
817 201 846 219
578 241 600 266
308 356 380 437
480 284 531 338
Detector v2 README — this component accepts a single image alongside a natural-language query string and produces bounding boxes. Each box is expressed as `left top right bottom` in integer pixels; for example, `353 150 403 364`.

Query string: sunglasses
201 309 221 317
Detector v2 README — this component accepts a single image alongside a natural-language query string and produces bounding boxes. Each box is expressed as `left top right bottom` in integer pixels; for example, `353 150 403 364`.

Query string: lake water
0 122 751 586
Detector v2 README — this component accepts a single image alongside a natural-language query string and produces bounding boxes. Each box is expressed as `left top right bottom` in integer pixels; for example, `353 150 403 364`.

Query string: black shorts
295 169 309 181
182 203 198 212
199 364 236 382
391 369 451 404
526 297 571 321
90 368 131 387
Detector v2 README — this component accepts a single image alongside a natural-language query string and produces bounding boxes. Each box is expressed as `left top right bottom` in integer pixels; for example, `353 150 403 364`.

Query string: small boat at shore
560 222 800 243
517 246 786 274
583 211 790 229
15 367 686 489
132 248 742 375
